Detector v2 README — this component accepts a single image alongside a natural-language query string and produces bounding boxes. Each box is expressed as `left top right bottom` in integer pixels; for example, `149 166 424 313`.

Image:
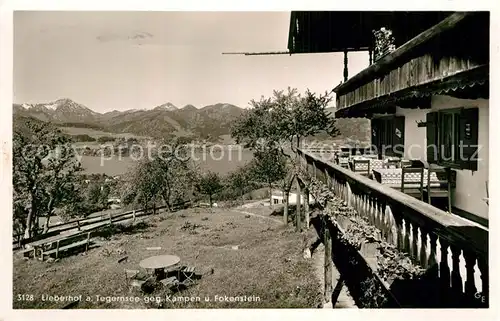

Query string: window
426 108 479 170
371 115 405 157
439 110 461 163
273 199 279 205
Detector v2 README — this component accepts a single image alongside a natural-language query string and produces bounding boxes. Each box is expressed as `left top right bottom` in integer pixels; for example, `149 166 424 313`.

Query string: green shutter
371 118 379 149
392 116 405 157
426 112 438 163
459 107 479 171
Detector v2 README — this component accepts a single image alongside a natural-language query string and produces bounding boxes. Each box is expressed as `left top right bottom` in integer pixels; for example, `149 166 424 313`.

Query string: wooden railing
297 148 488 307
13 201 192 249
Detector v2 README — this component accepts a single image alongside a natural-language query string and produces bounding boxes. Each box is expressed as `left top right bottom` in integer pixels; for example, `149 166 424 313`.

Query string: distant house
271 190 313 206
107 197 122 209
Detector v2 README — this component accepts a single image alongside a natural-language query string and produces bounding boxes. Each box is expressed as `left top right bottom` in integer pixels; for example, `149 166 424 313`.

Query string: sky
13 11 368 112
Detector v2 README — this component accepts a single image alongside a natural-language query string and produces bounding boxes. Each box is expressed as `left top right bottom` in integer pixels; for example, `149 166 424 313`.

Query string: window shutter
392 116 405 157
371 118 380 151
426 112 438 163
459 107 479 171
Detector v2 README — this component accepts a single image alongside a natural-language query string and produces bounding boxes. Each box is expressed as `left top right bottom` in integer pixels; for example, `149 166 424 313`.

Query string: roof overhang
334 65 489 118
287 11 453 54
332 12 482 94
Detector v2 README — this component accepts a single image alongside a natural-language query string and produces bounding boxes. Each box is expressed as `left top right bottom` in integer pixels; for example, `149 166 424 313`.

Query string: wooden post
109 213 112 225
132 210 136 222
77 220 81 231
324 168 330 188
312 161 317 180
369 47 373 65
56 240 60 259
343 50 348 82
86 232 91 252
283 191 289 225
304 189 310 230
153 204 156 215
324 218 333 303
296 179 302 232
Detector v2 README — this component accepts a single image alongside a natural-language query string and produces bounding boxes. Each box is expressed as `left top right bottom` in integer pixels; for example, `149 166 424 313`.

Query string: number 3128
17 294 34 301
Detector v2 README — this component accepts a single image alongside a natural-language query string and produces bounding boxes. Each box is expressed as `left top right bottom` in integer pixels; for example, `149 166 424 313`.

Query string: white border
1 0 499 320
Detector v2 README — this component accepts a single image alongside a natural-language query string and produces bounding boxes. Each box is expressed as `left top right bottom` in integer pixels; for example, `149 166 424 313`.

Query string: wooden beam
222 51 291 56
284 191 289 225
335 64 487 117
304 189 310 230
343 50 349 82
296 178 302 232
324 217 333 302
334 12 475 94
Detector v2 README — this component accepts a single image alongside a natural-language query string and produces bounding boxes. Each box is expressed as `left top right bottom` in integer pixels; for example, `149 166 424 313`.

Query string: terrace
294 147 488 308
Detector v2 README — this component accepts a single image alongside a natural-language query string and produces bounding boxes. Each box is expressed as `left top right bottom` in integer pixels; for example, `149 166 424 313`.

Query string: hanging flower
373 27 396 61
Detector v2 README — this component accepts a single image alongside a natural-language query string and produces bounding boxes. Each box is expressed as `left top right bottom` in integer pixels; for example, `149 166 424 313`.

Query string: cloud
96 31 154 43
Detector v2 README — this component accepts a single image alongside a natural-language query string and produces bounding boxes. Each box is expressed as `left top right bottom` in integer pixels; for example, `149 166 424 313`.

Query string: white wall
395 95 489 220
271 192 314 205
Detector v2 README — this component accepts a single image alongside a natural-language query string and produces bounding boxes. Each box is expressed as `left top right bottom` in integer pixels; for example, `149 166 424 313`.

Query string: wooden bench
40 232 92 260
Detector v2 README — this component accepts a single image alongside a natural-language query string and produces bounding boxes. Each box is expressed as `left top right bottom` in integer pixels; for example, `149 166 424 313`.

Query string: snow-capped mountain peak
153 102 178 111
45 103 59 110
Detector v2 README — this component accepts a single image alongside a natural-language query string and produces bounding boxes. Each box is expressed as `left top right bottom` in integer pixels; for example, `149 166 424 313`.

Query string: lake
79 148 254 176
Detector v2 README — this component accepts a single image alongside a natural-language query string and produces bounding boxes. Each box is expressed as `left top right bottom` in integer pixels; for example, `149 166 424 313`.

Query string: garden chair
423 167 452 212
124 269 148 288
400 167 424 199
352 159 370 177
179 266 196 284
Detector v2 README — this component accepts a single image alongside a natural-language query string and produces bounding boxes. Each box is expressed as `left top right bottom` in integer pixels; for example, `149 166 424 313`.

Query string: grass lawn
13 207 322 309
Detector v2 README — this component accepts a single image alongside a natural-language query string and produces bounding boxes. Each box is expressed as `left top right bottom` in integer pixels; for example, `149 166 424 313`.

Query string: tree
124 141 197 211
13 119 82 239
231 88 337 221
231 88 339 159
227 165 251 204
250 147 288 207
197 171 223 207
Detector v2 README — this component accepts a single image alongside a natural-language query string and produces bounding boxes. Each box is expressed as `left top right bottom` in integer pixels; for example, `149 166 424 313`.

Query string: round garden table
139 254 180 280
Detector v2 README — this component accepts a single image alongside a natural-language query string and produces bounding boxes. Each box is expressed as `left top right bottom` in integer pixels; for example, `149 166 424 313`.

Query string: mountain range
13 98 370 143
13 98 246 141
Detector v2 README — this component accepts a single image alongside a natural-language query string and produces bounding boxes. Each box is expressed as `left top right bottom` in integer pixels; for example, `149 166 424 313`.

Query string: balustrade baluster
403 219 411 255
427 233 439 279
411 223 419 264
463 251 477 298
394 215 404 251
371 197 377 226
373 202 379 230
364 195 369 217
367 197 374 225
384 205 394 244
439 239 451 292
378 203 384 233
361 195 368 218
346 183 352 207
477 257 488 305
450 246 464 295
419 230 428 269
378 204 386 239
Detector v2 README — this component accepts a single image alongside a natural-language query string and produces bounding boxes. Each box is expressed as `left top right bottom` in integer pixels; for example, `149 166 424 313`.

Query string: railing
297 148 488 307
13 201 192 249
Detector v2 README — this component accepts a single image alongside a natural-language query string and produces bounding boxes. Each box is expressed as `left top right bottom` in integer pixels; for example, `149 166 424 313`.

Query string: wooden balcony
296 148 488 308
334 12 489 118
